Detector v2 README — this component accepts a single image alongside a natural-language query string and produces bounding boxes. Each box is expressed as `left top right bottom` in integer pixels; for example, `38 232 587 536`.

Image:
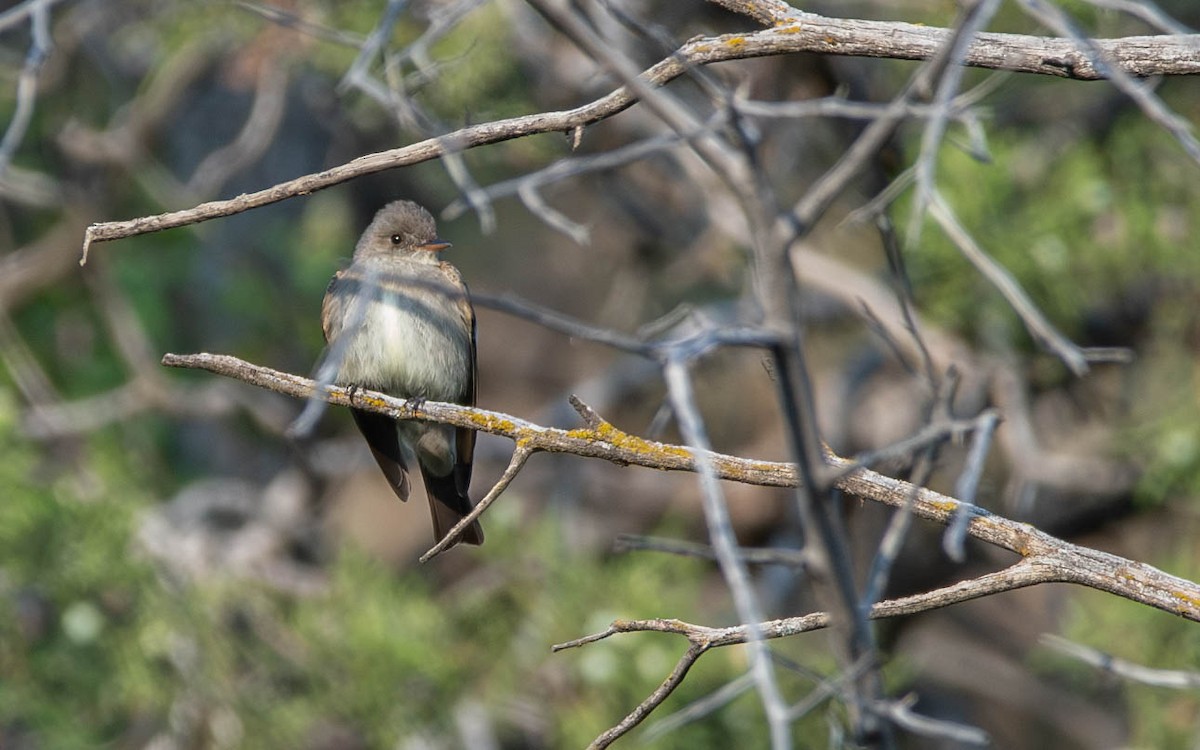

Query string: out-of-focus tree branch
0 0 55 178
1042 634 1200 689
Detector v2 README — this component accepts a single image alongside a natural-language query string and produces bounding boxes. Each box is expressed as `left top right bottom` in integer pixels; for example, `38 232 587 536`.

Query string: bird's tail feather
421 469 484 546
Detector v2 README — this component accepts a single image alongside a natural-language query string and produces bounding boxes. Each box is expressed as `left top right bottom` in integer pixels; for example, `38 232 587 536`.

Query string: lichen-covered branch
162 351 1200 623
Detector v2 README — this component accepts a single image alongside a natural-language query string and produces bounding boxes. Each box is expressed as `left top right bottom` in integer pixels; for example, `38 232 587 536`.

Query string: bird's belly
335 292 470 402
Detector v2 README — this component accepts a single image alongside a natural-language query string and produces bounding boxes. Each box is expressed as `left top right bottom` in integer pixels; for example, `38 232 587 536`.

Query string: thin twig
944 410 1002 561
442 129 694 226
555 560 1053 653
185 62 291 199
1016 0 1200 166
339 0 408 96
928 191 1092 375
641 671 756 742
1041 634 1200 689
613 534 807 568
663 356 792 748
0 0 52 178
1083 0 1193 35
588 644 708 749
911 0 1003 233
844 408 990 477
420 443 533 561
861 372 964 608
876 694 989 746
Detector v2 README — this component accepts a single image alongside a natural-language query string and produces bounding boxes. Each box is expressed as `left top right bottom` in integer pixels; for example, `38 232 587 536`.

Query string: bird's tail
421 469 484 546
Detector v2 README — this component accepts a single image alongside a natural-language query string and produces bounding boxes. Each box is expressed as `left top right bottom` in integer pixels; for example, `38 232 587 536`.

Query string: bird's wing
441 261 477 497
323 264 412 502
351 408 412 502
320 267 348 343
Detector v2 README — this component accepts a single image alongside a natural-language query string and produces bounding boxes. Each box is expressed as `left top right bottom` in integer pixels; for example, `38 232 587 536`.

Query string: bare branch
663 356 791 748
860 373 964 608
588 644 708 750
548 559 1064 747
876 694 989 746
1042 634 1200 689
642 671 756 743
161 352 1200 622
553 562 1048 656
708 4 1200 80
1015 0 1200 165
911 0 1003 228
928 192 1093 375
79 12 1200 260
1083 0 1193 35
0 0 53 178
185 62 291 199
944 410 1002 561
420 443 533 562
613 534 807 568
338 0 407 96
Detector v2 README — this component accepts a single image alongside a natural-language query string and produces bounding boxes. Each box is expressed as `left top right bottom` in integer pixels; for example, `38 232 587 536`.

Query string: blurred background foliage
2 0 1200 748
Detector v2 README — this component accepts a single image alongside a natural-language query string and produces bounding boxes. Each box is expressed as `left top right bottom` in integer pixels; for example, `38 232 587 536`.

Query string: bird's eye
390 234 403 246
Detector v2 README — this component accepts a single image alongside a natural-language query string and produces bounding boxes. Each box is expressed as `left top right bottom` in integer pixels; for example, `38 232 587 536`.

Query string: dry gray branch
1084 0 1193 35
0 0 53 178
928 191 1092 375
944 410 1002 561
159 345 1198 745
1042 634 1200 689
161 351 1200 623
641 671 756 742
662 355 792 748
860 374 965 609
550 561 1058 746
613 534 807 567
1016 0 1200 165
911 0 1003 223
79 10 1200 260
185 62 291 199
877 694 989 746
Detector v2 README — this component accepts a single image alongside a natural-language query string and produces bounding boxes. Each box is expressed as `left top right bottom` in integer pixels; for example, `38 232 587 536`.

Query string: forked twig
420 443 534 561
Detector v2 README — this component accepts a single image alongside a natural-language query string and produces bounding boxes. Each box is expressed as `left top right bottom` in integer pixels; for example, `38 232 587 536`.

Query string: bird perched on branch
321 200 483 547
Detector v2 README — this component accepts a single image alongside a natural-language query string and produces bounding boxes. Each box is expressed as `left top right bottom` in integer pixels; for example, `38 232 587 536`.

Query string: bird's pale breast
332 263 471 403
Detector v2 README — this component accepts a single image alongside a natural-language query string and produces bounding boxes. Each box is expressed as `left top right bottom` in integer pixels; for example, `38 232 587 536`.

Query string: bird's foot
346 383 362 405
407 395 427 413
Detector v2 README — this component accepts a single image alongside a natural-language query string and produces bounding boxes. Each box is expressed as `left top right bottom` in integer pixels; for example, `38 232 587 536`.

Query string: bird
321 199 484 547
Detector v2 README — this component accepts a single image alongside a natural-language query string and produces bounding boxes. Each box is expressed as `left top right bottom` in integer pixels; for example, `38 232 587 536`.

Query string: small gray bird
321 200 483 546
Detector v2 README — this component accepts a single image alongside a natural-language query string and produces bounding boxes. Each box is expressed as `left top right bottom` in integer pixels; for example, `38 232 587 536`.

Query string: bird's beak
417 239 452 253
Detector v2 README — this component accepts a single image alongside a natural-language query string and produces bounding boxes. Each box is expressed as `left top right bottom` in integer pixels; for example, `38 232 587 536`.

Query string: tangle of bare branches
162 350 1200 746
79 9 1200 260
9 0 1193 746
